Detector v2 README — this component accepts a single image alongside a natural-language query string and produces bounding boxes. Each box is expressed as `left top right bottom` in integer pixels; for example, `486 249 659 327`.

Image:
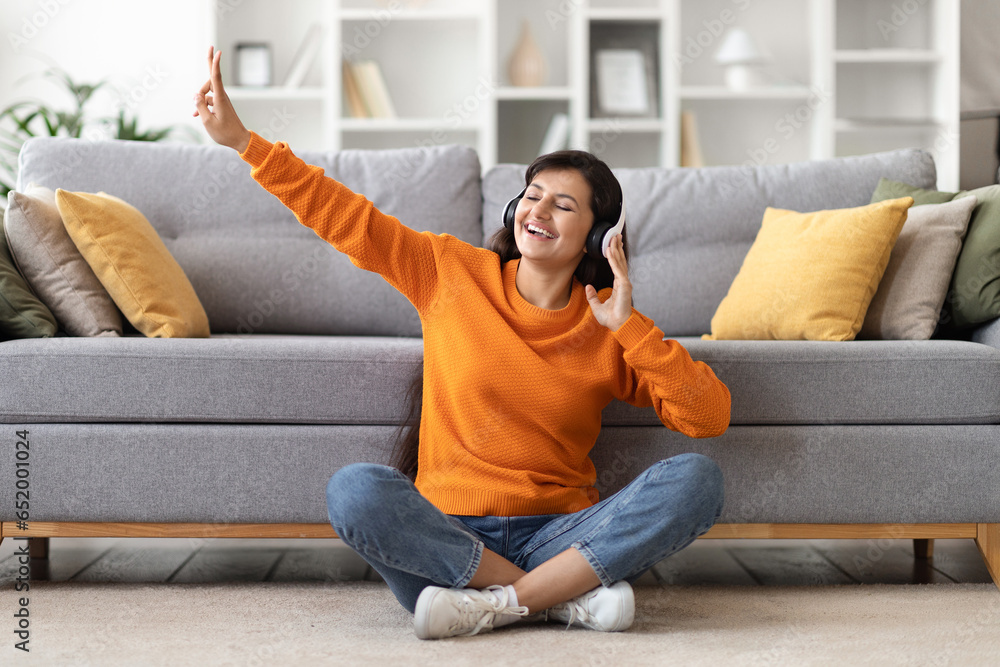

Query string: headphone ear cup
503 188 526 231
587 222 613 258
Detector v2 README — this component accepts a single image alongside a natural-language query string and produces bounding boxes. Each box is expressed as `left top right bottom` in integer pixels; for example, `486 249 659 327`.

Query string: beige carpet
4 581 1000 666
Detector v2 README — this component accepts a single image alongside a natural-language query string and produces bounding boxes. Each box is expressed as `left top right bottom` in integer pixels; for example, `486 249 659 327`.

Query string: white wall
1 0 213 143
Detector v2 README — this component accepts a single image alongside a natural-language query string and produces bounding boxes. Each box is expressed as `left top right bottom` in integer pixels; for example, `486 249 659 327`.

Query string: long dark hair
388 150 630 481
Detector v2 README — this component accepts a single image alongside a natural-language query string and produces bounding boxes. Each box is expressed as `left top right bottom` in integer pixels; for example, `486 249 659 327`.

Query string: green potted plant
0 68 185 201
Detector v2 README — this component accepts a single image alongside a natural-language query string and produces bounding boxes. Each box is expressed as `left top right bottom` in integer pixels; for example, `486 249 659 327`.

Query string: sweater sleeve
239 131 440 313
610 309 731 438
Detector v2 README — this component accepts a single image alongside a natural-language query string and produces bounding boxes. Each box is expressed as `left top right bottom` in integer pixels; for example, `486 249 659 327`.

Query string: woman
194 46 730 640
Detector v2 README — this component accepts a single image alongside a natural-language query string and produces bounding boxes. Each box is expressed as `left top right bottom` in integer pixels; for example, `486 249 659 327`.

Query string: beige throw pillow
5 185 122 337
858 196 978 340
56 190 210 338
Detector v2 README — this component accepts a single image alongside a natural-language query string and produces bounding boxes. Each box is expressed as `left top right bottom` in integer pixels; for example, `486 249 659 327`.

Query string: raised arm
192 47 441 313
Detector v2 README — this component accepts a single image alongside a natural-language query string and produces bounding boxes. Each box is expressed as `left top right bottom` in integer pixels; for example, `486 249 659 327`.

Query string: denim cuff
455 537 486 589
572 541 614 588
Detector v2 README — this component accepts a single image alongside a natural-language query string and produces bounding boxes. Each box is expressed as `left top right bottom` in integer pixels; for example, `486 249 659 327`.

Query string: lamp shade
715 28 766 65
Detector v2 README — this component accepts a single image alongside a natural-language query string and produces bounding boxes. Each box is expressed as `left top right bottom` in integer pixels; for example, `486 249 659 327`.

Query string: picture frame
589 22 660 119
235 42 272 87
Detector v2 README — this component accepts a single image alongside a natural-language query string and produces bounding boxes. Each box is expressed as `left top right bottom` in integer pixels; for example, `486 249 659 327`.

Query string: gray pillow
858 196 978 340
5 185 122 336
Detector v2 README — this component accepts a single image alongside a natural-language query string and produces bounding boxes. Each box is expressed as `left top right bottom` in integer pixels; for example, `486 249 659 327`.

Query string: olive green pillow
871 178 1000 329
870 177 957 206
0 208 58 340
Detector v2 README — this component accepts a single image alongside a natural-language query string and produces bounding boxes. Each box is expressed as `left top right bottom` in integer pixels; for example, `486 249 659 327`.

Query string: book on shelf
344 60 397 119
342 60 369 118
283 23 324 88
680 111 705 167
538 112 570 156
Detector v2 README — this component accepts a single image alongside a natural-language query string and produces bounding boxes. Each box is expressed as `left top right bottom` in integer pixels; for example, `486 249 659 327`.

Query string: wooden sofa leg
975 524 1000 592
914 538 934 559
29 537 49 560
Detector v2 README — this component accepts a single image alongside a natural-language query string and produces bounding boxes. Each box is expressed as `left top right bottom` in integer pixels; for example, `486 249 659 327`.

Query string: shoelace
448 585 529 637
550 591 597 631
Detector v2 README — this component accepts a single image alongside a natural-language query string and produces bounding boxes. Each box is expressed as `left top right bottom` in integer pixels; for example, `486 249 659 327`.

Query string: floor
0 536 993 587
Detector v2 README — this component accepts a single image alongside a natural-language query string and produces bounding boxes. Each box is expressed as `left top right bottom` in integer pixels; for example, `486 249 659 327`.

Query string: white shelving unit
830 0 960 189
210 0 959 188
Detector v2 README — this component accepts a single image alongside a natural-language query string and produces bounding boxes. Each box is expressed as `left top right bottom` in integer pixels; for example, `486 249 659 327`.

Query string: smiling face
513 168 595 270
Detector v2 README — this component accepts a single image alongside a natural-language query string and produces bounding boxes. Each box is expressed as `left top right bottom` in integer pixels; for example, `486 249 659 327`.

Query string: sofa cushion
1 335 997 427
858 196 977 340
5 186 123 337
703 198 912 341
483 149 937 336
0 334 422 424
872 178 1000 330
870 177 958 205
17 138 484 336
56 189 210 338
7 422 1000 524
602 337 1000 426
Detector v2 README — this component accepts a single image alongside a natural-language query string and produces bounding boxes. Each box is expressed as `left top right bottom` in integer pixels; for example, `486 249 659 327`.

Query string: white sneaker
545 581 635 632
413 584 529 640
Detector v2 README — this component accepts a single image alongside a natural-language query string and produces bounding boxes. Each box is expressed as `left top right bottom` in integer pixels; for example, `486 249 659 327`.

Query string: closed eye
525 195 572 212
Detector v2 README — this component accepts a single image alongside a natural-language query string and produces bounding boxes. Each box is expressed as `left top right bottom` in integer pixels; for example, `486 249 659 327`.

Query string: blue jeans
326 453 724 613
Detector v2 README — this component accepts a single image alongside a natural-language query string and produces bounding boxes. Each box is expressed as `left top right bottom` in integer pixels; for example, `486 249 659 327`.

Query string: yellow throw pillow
56 190 210 338
703 197 913 341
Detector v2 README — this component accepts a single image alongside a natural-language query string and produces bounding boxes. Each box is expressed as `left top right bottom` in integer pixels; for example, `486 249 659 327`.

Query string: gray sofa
2 137 999 587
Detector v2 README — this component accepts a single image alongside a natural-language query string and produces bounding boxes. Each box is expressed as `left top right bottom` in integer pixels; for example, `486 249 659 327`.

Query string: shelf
211 0 958 184
586 7 663 21
835 118 944 132
227 87 327 101
681 86 815 100
339 117 482 132
496 87 573 101
834 49 942 64
586 118 663 133
339 8 482 21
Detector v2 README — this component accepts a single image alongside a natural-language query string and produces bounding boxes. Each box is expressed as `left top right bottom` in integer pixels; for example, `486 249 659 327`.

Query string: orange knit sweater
240 132 731 517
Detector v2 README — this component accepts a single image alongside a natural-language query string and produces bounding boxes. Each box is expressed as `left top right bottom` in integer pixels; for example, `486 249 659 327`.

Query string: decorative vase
507 19 547 87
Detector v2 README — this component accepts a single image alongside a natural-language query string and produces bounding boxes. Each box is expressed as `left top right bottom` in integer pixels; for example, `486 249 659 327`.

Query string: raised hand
585 234 633 332
193 46 252 153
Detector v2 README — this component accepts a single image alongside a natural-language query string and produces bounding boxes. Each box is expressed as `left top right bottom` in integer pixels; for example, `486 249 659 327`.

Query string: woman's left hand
585 234 632 332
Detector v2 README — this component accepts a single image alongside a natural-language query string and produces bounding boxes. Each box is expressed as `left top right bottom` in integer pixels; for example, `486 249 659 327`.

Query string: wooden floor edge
1 521 981 540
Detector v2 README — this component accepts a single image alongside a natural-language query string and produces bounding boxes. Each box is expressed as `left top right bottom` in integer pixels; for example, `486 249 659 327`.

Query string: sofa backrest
17 137 483 336
483 149 937 336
